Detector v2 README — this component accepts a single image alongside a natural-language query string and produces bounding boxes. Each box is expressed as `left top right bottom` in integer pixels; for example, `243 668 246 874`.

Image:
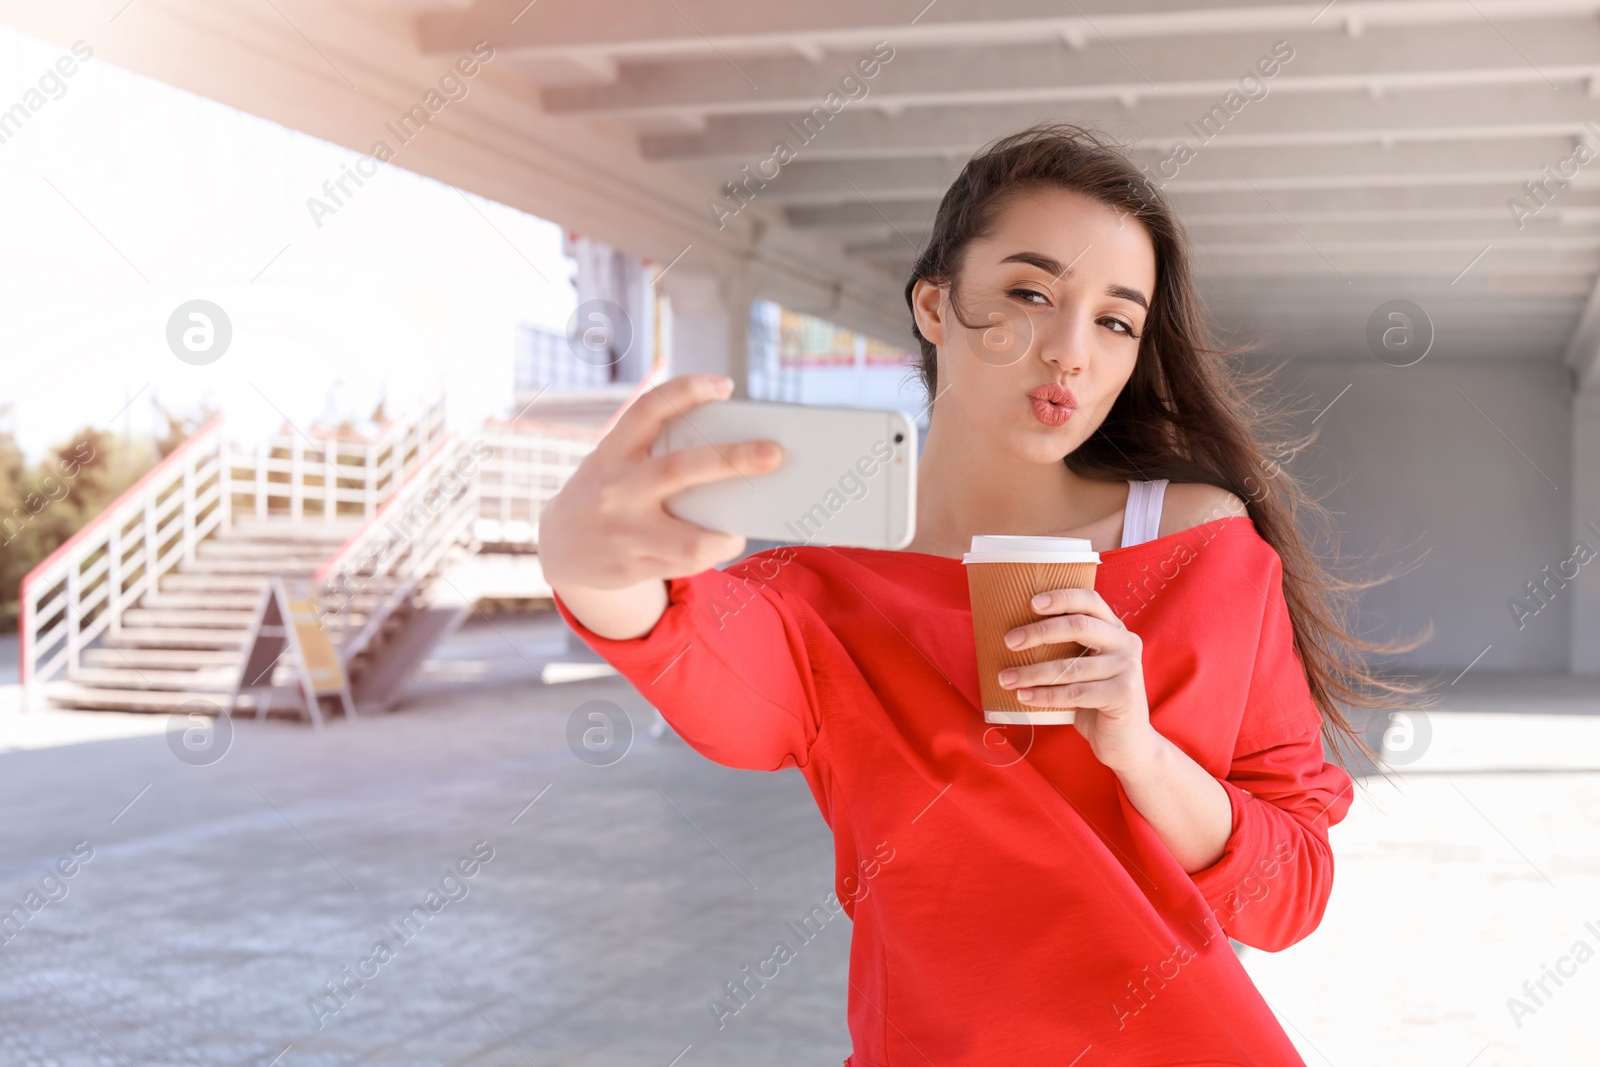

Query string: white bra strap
1120 479 1170 548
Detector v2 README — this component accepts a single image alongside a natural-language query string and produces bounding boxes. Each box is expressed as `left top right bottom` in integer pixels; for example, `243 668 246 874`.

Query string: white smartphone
649 399 917 549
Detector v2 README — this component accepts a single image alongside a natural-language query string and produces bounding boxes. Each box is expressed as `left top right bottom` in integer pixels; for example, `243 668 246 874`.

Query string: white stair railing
225 394 446 522
18 417 226 698
313 434 481 665
17 396 451 702
474 419 602 548
474 365 661 548
17 380 656 706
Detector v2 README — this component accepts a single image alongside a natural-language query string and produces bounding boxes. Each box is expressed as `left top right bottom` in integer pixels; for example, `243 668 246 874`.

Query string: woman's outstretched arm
540 373 770 638
551 553 821 771
540 373 820 771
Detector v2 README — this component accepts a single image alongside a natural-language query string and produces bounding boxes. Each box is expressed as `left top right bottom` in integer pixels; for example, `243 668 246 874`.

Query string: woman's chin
1008 423 1082 463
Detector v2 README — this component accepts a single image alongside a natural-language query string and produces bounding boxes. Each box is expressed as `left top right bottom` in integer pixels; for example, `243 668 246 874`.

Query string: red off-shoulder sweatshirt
551 516 1355 1066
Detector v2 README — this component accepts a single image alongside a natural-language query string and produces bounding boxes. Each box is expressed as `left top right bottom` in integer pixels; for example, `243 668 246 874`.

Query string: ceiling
419 0 1600 376
5 0 1600 381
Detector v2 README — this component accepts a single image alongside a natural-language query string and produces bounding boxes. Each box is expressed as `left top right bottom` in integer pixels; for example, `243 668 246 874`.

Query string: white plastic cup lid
961 535 1100 565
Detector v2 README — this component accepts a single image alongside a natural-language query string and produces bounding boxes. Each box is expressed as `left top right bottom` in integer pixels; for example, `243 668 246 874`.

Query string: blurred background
0 1 1596 1065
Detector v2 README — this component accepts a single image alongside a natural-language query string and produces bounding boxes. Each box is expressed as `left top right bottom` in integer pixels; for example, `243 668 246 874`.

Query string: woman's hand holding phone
537 374 785 640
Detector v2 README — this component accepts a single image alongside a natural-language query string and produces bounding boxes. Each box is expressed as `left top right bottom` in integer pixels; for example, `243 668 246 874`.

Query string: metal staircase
47 519 365 712
18 399 458 715
16 381 635 717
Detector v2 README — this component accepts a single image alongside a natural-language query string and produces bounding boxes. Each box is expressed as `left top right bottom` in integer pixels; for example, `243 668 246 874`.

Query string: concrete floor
1 613 1598 1066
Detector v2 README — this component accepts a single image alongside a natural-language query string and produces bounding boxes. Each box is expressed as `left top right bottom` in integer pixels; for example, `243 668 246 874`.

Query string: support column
719 268 756 400
1572 389 1600 674
657 268 756 397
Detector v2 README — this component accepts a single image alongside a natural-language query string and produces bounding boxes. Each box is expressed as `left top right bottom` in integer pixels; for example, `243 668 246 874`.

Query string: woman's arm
538 373 777 615
1180 723 1354 950
1105 729 1232 873
551 550 823 771
556 577 669 641
997 585 1232 870
539 373 822 771
997 549 1355 950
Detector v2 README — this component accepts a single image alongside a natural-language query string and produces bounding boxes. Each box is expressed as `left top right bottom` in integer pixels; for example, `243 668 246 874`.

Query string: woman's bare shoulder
1158 481 1250 538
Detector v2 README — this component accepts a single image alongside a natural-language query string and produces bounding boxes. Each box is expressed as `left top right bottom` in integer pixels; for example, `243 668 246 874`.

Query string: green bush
0 410 200 632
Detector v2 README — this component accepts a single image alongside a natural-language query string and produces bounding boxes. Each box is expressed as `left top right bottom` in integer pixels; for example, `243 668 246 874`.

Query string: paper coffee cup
963 535 1100 726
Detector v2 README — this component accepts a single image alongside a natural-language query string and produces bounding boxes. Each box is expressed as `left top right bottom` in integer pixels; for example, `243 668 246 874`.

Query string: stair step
68 667 237 691
178 558 327 574
219 538 357 550
82 648 243 669
139 590 382 613
121 608 259 629
198 540 344 559
226 521 365 542
161 573 272 593
104 628 248 650
43 683 266 714
141 591 266 610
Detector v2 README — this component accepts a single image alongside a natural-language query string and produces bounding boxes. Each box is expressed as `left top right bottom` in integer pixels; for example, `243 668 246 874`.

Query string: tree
0 420 175 632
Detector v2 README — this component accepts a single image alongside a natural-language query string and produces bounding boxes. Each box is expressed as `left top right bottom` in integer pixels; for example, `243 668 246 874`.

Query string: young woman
539 123 1421 1066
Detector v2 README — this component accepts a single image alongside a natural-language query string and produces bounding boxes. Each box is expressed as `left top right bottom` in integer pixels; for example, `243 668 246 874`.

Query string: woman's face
913 185 1157 465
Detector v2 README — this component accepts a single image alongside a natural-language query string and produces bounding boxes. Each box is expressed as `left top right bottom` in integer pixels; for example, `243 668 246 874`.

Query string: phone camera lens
893 432 904 444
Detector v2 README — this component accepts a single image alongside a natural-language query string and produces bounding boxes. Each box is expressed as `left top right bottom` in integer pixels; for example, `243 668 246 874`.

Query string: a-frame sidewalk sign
227 576 357 727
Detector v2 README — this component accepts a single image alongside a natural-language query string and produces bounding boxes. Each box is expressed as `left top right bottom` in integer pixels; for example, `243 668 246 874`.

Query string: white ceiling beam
794 209 1600 245
851 235 1600 260
753 174 1600 208
841 219 1600 251
638 85 1600 163
852 258 1599 297
783 188 1600 229
536 20 1600 119
418 0 1600 60
719 140 1598 206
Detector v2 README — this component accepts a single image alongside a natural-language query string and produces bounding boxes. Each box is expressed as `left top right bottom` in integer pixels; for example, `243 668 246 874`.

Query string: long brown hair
902 121 1433 772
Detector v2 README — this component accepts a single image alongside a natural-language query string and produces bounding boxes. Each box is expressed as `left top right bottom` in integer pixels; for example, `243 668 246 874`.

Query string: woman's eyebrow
999 250 1067 277
1106 284 1149 311
998 251 1149 310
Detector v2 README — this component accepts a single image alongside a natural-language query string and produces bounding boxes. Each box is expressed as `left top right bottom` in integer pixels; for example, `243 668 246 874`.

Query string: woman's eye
1102 317 1138 337
1009 287 1049 305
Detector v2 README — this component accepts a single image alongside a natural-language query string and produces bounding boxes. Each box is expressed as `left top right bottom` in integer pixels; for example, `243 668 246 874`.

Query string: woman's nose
1036 310 1091 374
